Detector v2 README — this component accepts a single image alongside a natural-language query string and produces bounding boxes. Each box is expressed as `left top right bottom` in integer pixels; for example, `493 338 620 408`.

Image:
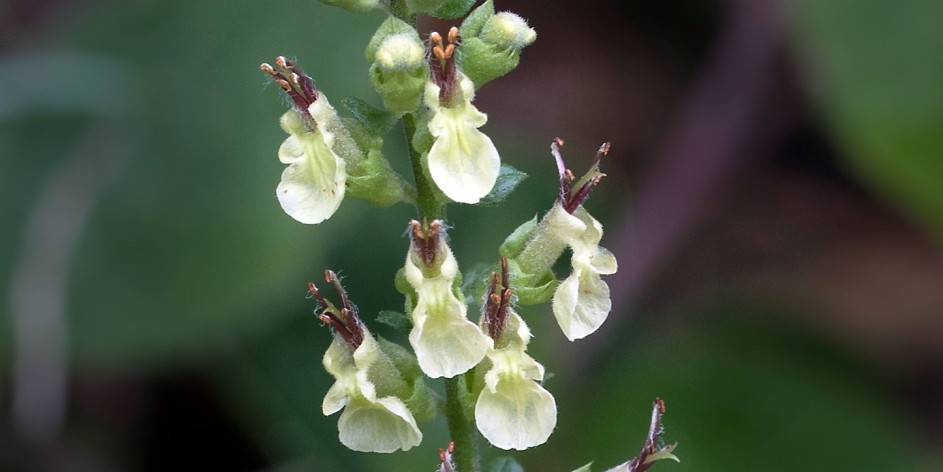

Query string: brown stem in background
572 0 787 372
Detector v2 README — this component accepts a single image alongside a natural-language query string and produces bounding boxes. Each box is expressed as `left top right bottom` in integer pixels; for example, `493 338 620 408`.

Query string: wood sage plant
260 1 680 470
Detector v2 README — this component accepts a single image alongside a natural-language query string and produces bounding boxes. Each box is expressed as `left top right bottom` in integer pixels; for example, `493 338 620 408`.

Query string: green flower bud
480 12 537 51
457 2 536 87
367 18 428 113
318 0 379 12
375 33 425 73
347 146 407 206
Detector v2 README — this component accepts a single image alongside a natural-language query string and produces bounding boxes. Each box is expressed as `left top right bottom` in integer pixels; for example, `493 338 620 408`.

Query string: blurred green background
2 0 943 470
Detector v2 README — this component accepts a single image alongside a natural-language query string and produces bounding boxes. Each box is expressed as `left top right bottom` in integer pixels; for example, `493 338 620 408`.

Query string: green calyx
499 213 568 305
341 117 407 206
374 337 439 422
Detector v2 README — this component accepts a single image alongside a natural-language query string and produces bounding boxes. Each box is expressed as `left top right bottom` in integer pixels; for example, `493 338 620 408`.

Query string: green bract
342 117 408 206
405 0 445 13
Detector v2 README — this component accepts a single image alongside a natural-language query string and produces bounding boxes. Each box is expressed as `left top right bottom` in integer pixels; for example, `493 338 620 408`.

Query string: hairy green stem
444 374 481 472
402 112 442 221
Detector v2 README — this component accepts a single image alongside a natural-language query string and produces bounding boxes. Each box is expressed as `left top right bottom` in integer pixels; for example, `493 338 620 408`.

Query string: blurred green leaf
0 0 396 368
792 0 943 237
526 304 942 472
479 164 528 206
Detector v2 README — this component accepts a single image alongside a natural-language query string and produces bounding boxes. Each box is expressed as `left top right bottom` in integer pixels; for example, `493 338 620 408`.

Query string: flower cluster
260 0 678 469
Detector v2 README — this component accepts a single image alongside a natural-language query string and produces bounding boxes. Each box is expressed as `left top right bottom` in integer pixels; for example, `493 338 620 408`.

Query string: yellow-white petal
476 351 556 450
424 78 500 204
552 269 612 341
405 237 490 378
409 278 491 378
337 396 422 453
427 108 500 203
276 130 346 224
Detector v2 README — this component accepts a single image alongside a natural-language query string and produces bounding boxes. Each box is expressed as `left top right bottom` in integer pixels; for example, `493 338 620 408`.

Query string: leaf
792 0 943 238
571 463 593 472
376 310 412 332
430 0 477 19
460 0 495 37
479 164 528 206
342 97 399 135
487 456 525 472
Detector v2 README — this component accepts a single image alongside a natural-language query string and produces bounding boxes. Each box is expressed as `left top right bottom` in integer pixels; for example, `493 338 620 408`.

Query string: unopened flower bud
367 18 428 113
479 12 537 51
457 1 536 87
376 33 425 74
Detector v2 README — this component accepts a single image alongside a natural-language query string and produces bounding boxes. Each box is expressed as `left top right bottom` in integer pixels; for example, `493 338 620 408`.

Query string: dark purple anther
308 270 364 348
409 220 443 267
552 138 611 213
483 256 512 341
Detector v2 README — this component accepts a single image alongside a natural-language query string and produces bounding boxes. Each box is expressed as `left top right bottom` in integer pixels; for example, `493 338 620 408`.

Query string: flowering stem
401 104 475 471
403 112 478 467
395 10 475 469
444 374 481 472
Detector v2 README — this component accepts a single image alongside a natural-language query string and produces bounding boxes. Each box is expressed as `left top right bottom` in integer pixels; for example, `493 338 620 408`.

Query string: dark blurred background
2 0 943 470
